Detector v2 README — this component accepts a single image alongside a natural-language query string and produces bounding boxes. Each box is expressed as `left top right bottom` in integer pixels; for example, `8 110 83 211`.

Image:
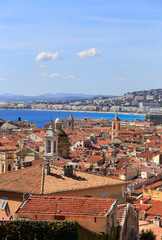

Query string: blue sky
0 0 162 96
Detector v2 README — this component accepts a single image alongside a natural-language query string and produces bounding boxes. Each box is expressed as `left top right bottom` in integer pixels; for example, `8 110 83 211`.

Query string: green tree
140 229 156 240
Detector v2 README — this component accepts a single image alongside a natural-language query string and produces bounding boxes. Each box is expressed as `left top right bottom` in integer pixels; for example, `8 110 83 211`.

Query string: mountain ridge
0 93 114 102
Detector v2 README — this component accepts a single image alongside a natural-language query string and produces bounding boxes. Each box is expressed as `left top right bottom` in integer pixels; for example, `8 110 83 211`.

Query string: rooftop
139 220 162 240
17 195 117 216
0 164 125 195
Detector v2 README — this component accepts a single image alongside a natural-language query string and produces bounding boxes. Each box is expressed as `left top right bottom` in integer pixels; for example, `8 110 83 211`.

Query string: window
8 165 11 171
94 217 97 223
47 140 51 153
54 141 56 153
0 197 8 211
100 193 106 198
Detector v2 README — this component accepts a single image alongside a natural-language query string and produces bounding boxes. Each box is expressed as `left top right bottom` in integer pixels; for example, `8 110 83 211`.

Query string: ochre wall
143 189 162 201
15 213 109 233
53 184 125 204
0 191 23 220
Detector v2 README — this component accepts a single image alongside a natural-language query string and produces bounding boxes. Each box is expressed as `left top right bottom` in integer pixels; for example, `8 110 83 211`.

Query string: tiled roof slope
139 220 162 240
117 204 126 225
44 166 124 194
146 201 162 217
0 165 43 194
145 181 162 190
0 165 124 195
17 195 116 216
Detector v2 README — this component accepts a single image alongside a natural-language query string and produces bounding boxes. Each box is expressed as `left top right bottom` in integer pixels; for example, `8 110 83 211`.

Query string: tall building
146 113 162 125
54 115 70 159
44 115 70 161
66 113 74 130
111 114 121 139
44 120 59 162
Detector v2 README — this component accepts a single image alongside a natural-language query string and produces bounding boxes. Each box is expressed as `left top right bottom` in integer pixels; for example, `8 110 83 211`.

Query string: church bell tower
44 120 59 162
111 114 121 139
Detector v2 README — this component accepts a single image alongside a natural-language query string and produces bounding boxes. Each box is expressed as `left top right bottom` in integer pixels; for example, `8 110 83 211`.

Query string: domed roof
55 129 67 136
55 129 70 144
55 116 62 124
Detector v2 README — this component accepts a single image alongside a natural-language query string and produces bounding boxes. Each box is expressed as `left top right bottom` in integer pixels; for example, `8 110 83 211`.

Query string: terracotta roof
0 146 17 152
86 155 101 164
145 181 162 190
17 195 117 216
139 220 162 240
44 166 124 194
138 151 155 158
111 168 137 176
0 165 125 195
117 204 126 225
137 203 151 214
34 132 45 139
0 165 43 194
120 129 134 135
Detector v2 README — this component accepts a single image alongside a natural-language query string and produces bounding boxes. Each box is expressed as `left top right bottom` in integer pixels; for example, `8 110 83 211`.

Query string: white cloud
77 48 101 59
115 78 125 82
35 51 59 61
41 72 60 78
64 75 76 79
0 78 6 81
48 73 60 78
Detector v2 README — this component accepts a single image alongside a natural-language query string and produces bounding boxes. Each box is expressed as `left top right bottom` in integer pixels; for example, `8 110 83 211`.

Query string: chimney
141 210 146 220
153 216 161 227
140 199 143 204
44 161 50 175
62 165 73 177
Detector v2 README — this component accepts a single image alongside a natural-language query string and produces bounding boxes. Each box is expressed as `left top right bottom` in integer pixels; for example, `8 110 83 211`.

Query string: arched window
47 140 51 153
113 123 116 129
8 165 11 171
54 141 56 153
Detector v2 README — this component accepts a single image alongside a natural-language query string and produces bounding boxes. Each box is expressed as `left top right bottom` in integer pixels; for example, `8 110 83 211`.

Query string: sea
0 109 145 128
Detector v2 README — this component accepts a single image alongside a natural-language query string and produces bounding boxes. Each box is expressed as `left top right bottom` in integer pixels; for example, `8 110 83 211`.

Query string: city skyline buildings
0 0 162 96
